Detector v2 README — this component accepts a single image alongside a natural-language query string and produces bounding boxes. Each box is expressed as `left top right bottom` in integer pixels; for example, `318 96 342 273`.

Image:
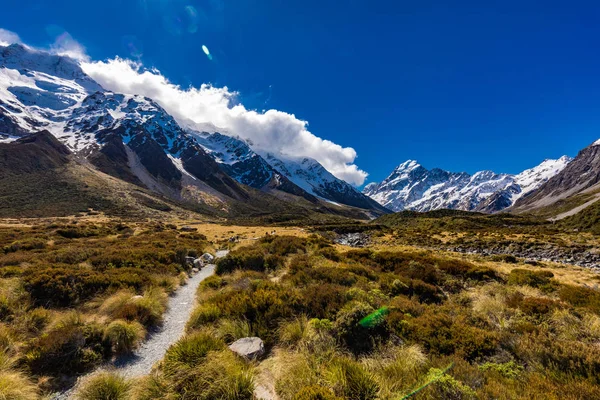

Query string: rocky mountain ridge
364 157 572 213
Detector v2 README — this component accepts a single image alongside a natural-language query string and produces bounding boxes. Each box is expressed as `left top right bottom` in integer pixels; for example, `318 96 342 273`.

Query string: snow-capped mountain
187 129 386 210
188 130 318 201
0 43 384 215
364 157 571 213
513 140 600 214
260 152 388 212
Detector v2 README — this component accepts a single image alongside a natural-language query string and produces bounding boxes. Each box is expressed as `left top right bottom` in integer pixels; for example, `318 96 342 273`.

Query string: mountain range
1 42 599 222
363 157 572 213
0 43 386 219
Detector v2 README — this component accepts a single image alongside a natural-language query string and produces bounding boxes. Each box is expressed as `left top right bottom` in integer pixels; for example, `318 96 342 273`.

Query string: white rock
229 337 264 360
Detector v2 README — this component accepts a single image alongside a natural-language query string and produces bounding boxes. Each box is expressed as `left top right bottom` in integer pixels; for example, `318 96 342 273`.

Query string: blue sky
3 0 600 185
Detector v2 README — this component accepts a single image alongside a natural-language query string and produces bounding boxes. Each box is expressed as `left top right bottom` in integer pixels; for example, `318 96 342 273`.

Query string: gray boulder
200 252 215 263
229 337 264 360
193 258 204 268
184 256 196 265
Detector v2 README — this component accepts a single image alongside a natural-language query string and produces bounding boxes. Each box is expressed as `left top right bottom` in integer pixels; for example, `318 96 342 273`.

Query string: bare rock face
229 337 265 360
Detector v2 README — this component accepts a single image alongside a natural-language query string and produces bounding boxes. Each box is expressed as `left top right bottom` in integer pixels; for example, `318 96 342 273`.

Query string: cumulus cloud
82 58 368 185
0 28 21 46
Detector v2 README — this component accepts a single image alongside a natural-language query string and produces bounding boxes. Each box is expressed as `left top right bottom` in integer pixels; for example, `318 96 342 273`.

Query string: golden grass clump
0 370 39 400
100 288 167 327
75 372 131 400
103 320 146 355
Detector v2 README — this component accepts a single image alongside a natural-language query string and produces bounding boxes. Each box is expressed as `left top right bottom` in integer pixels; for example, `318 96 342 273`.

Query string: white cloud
0 28 21 46
50 32 89 62
82 58 368 185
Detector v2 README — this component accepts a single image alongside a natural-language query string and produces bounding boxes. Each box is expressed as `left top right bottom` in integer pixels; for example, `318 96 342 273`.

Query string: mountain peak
395 160 421 172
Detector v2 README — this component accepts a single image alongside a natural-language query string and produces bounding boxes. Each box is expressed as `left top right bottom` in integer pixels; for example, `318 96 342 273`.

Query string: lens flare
202 45 213 60
163 15 183 36
122 35 143 58
359 306 389 328
185 5 199 33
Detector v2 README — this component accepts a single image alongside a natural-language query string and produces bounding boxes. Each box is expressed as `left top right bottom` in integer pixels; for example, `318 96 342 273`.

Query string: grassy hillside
559 199 600 234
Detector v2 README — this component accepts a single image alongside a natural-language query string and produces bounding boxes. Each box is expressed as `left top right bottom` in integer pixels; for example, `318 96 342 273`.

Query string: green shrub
132 373 175 400
507 269 554 288
3 238 46 253
334 302 389 354
215 248 266 275
259 235 307 256
425 367 476 399
100 289 167 327
519 297 559 316
76 372 131 400
318 247 341 262
479 361 524 379
558 285 600 314
23 267 151 307
103 320 145 355
405 311 498 361
22 308 51 334
200 275 226 290
187 304 222 331
25 313 108 375
279 316 309 348
167 350 254 400
214 319 252 343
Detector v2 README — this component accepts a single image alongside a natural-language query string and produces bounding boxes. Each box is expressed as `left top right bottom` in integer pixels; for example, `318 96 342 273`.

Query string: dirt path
52 250 228 399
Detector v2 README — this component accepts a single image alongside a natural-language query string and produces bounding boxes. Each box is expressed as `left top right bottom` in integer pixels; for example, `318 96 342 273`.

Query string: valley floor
0 215 599 399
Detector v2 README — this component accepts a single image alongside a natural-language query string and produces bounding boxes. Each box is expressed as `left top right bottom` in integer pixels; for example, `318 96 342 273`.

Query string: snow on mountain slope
261 152 388 212
188 130 312 198
513 140 600 213
364 157 571 213
0 44 98 139
0 43 385 212
513 156 572 200
0 44 246 201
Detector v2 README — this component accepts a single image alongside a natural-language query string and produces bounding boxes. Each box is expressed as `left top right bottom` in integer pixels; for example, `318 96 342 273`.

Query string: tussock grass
103 320 145 354
100 288 167 327
0 370 38 400
163 331 225 373
214 319 252 343
76 372 131 400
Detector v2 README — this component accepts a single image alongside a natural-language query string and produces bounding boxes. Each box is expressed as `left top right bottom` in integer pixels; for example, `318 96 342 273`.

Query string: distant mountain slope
189 130 317 202
511 140 600 218
0 130 172 218
364 157 570 213
261 152 389 213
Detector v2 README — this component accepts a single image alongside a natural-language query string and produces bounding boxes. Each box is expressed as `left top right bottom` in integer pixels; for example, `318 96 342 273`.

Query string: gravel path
115 263 216 378
52 250 228 399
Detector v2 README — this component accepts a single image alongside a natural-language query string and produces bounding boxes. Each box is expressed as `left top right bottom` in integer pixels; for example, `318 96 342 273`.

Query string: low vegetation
132 234 600 399
1 217 599 399
0 220 209 394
